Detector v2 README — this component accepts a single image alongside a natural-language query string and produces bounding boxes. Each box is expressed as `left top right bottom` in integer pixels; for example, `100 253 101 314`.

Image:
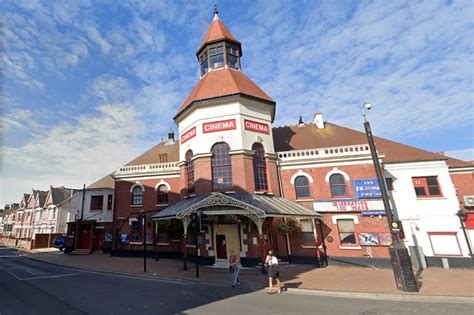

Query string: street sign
354 179 382 199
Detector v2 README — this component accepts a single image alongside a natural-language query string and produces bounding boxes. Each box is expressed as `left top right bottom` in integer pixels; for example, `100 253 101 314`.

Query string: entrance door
79 225 91 249
216 235 227 259
95 229 104 250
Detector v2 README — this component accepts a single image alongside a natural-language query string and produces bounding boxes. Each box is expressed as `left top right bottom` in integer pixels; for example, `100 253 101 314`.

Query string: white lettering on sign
244 119 270 134
181 126 196 144
313 199 386 212
202 119 236 133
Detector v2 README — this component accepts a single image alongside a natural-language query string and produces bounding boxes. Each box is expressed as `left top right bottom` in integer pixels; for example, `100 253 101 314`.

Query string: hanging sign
203 119 236 133
181 126 196 144
354 179 382 199
244 119 270 134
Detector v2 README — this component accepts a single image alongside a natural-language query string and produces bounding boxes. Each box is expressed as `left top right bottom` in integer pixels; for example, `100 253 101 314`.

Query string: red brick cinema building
110 10 473 269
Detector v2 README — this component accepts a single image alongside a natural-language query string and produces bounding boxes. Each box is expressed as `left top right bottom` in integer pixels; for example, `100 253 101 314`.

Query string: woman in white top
265 250 282 294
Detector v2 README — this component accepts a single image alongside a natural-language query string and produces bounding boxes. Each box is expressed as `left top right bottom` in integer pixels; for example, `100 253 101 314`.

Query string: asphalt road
0 247 471 315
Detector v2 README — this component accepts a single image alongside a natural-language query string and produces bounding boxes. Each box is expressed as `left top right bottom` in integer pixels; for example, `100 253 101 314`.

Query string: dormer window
200 51 208 75
210 45 224 69
226 46 239 69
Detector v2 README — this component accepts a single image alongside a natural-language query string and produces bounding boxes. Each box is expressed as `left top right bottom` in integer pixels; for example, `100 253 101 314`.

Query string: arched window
294 176 310 198
211 142 233 190
132 186 143 205
185 150 195 193
330 174 347 197
252 143 268 191
156 185 169 204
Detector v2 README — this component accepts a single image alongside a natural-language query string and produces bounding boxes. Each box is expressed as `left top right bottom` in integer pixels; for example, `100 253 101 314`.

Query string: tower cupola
196 6 242 77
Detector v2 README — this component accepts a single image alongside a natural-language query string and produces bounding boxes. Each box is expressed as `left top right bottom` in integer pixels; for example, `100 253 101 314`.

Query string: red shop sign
203 119 236 133
181 126 196 144
244 119 270 134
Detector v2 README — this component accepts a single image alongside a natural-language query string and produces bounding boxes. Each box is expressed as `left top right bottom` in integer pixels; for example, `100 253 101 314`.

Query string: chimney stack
313 112 324 129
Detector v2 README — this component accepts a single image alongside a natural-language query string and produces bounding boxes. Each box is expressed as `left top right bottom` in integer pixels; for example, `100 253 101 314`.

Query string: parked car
52 235 66 251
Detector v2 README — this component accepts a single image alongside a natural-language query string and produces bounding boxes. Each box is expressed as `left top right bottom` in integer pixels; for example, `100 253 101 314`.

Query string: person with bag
228 250 241 288
265 249 282 294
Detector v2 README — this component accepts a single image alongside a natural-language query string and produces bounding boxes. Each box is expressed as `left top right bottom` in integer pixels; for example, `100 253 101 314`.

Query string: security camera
363 102 372 110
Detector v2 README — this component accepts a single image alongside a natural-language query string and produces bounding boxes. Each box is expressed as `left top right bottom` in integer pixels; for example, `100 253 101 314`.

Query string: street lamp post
360 101 418 292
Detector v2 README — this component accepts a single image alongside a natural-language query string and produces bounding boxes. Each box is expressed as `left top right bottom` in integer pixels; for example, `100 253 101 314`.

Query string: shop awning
151 192 319 220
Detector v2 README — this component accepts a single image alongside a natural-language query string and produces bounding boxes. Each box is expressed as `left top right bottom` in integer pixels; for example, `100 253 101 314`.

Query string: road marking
80 269 191 285
20 273 79 281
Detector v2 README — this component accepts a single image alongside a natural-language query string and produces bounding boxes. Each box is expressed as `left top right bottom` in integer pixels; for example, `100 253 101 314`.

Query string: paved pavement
18 247 474 297
0 247 472 315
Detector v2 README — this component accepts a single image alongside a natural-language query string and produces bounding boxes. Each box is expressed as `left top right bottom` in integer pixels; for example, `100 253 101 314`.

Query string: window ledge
156 204 169 207
157 242 170 246
339 245 362 250
130 205 143 208
186 244 196 248
171 239 181 243
416 197 446 200
296 199 314 202
130 242 142 245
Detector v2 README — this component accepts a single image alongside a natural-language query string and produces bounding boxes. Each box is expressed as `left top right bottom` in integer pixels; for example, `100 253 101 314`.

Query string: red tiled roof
445 157 473 168
272 122 448 164
175 68 274 120
198 18 239 53
125 141 179 166
88 174 115 189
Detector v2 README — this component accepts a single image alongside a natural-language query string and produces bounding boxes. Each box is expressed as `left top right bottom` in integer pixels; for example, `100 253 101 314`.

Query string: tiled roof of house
445 157 473 168
88 174 115 189
51 186 81 205
272 122 448 164
175 68 274 119
125 140 179 166
37 190 49 207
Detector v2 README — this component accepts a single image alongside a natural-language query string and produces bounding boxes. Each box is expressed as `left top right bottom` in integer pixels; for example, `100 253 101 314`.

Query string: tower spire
213 4 219 20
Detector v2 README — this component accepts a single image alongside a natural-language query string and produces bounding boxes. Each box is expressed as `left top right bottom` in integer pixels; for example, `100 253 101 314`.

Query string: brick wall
450 171 474 210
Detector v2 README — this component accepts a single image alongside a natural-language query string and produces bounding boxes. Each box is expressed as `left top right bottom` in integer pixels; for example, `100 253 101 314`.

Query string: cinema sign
180 126 196 144
203 119 237 133
244 119 270 134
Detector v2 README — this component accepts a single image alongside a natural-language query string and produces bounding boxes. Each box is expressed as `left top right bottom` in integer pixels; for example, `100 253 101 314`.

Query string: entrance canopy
152 193 319 232
152 192 319 220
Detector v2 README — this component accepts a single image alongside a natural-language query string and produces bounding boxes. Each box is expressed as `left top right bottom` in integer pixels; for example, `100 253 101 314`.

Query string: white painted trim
154 180 171 191
115 174 181 181
280 159 373 169
290 170 314 184
331 214 359 225
339 246 362 250
129 182 145 193
325 168 350 182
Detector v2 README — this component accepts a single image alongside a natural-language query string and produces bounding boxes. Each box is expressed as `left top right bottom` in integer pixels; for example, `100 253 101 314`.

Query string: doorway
216 235 227 259
79 225 91 249
95 229 104 250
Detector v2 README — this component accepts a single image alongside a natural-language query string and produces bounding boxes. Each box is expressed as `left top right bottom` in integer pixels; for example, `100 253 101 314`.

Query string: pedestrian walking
265 250 282 294
229 250 241 288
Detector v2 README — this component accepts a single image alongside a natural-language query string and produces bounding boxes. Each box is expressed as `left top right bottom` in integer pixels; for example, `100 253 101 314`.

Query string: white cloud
0 103 147 205
84 25 112 55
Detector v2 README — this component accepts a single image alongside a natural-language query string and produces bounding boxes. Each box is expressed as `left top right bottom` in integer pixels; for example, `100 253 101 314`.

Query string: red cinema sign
244 119 270 134
203 119 236 133
181 126 196 144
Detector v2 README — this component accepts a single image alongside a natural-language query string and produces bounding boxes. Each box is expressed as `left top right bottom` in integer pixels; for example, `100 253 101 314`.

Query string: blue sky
1 0 473 204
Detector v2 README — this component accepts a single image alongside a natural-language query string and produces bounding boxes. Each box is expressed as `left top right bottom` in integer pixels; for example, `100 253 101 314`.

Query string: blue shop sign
354 179 382 199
